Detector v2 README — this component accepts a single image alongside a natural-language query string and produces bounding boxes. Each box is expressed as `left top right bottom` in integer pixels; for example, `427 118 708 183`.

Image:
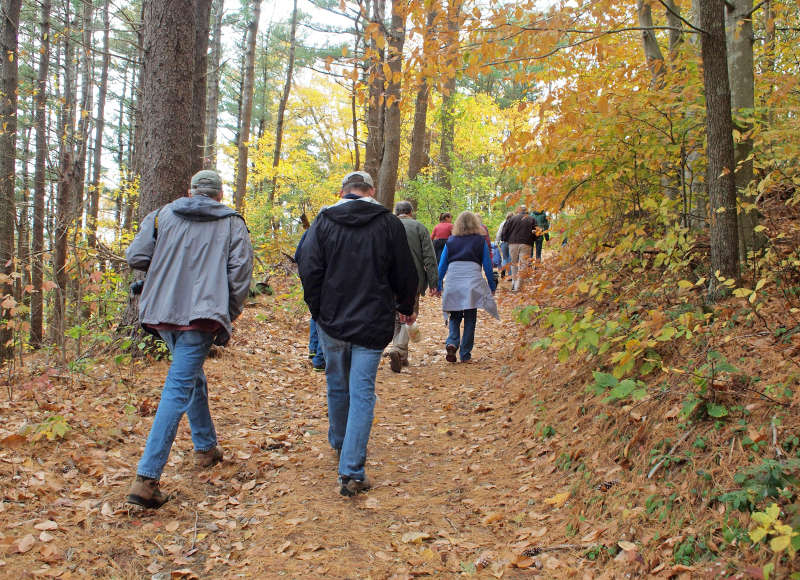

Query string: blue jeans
500 242 510 266
534 237 544 261
308 319 325 367
137 330 217 479
317 326 382 481
446 309 477 361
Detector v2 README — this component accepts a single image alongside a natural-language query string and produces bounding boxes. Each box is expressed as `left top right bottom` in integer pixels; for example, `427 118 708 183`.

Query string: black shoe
388 351 402 373
445 344 457 363
313 362 326 372
308 351 316 360
339 476 371 497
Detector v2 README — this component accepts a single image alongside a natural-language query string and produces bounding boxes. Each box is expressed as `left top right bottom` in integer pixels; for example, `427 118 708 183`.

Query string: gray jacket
126 195 254 346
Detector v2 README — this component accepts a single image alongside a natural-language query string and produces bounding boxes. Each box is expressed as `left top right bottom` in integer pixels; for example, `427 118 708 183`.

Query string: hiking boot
313 362 326 372
195 446 223 469
126 476 169 509
445 344 457 363
388 350 402 373
339 476 371 497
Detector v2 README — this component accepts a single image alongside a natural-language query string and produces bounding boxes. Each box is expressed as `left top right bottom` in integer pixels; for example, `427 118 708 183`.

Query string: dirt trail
1 279 594 578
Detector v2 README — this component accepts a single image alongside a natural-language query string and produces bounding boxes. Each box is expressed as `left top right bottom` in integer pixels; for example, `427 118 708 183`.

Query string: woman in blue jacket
437 211 499 363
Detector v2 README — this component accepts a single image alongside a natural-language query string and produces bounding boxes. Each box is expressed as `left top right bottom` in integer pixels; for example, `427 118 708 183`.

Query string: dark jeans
446 309 477 361
433 238 447 264
534 237 544 261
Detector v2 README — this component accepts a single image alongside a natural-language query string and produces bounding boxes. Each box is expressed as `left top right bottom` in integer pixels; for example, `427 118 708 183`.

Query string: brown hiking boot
445 344 457 363
126 476 169 509
339 476 371 497
195 446 223 469
388 350 402 373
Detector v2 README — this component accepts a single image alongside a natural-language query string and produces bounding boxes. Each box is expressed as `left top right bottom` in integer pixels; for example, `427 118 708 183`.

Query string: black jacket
298 198 418 350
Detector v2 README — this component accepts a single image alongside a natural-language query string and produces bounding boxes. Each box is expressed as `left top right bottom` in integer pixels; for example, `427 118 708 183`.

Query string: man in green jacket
386 201 439 372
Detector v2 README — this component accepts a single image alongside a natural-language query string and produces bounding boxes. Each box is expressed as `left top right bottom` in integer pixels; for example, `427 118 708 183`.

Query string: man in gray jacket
386 200 439 372
125 170 253 509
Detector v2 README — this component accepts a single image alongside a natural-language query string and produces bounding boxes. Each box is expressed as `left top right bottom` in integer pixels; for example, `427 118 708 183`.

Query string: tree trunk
726 0 761 267
52 4 77 347
74 0 95 232
437 0 462 195
0 0 21 361
362 0 386 183
407 5 436 182
664 0 683 54
205 0 224 169
191 0 212 174
31 0 50 347
89 0 111 249
16 124 31 303
233 0 262 213
636 0 665 88
268 0 298 218
699 0 740 295
139 0 196 218
376 0 405 209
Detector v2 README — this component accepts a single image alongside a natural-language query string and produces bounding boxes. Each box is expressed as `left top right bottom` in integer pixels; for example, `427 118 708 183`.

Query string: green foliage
680 351 740 421
28 415 70 442
588 372 647 403
719 459 800 512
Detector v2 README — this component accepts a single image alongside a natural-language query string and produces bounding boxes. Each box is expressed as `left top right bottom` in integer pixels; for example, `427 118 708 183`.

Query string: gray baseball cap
341 170 374 188
191 169 223 193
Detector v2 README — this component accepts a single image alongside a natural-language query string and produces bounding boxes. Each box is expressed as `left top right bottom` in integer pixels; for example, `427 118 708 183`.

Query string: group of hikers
123 169 549 507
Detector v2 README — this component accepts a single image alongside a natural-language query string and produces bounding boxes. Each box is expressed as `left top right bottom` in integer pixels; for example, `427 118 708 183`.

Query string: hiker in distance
430 212 454 263
385 201 439 373
125 170 254 509
298 171 417 496
437 211 499 363
500 204 535 292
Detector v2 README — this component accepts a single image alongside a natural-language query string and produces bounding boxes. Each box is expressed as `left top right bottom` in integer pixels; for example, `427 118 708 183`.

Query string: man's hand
429 288 441 297
398 313 417 325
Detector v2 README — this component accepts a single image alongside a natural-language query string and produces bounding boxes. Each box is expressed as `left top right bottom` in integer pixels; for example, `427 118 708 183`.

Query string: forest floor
0 249 793 578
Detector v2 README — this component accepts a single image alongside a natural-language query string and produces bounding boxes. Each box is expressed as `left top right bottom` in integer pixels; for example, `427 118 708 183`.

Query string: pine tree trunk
699 0 740 296
233 0 262 213
376 0 405 209
205 0 224 169
30 0 49 347
191 0 212 174
268 0 298 218
362 0 386 183
74 0 95 233
0 0 21 361
88 0 111 249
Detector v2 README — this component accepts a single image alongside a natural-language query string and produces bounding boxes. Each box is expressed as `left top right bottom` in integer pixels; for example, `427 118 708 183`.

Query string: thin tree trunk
726 0 761 266
407 5 436 182
438 0 462 195
268 0 298 219
363 0 386 183
52 3 77 347
205 0 224 169
89 0 111 249
376 0 405 209
234 0 262 212
664 0 683 54
31 0 50 347
74 0 95 232
17 125 32 303
636 0 665 88
191 0 212 174
699 0 740 295
0 0 21 361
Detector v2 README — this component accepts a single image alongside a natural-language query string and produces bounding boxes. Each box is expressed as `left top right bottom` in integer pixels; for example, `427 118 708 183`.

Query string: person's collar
398 214 412 219
342 193 362 200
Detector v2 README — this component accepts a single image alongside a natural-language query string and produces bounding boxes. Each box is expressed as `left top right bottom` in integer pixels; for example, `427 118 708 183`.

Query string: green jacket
398 215 438 294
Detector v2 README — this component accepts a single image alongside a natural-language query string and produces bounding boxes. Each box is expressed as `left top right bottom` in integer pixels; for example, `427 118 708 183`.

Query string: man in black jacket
298 171 417 496
500 204 535 292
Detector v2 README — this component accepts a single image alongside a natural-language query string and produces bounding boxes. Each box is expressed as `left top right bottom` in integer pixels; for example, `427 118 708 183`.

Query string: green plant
28 415 71 442
588 371 647 403
719 459 800 512
681 351 740 421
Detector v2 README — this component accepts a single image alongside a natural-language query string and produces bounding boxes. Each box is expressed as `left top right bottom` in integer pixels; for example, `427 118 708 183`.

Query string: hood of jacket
322 197 389 227
170 195 240 222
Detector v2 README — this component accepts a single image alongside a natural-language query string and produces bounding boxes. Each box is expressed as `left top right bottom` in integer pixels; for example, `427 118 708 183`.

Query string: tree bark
89 0 111 249
31 0 50 347
74 0 95 232
437 0 462 194
0 0 21 360
376 0 405 209
139 0 196 218
699 0 740 295
362 0 386 184
664 0 683 54
233 0 262 213
636 0 665 88
407 4 436 182
268 0 298 218
191 0 212 174
726 0 761 266
205 0 224 169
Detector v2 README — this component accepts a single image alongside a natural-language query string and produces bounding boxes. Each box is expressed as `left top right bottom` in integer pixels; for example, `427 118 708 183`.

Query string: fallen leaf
34 521 58 531
364 497 379 509
401 531 431 544
171 569 199 579
146 562 162 574
543 492 569 508
482 512 504 525
618 540 637 551
165 521 180 533
38 532 55 543
15 534 35 553
0 434 27 448
241 479 256 491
